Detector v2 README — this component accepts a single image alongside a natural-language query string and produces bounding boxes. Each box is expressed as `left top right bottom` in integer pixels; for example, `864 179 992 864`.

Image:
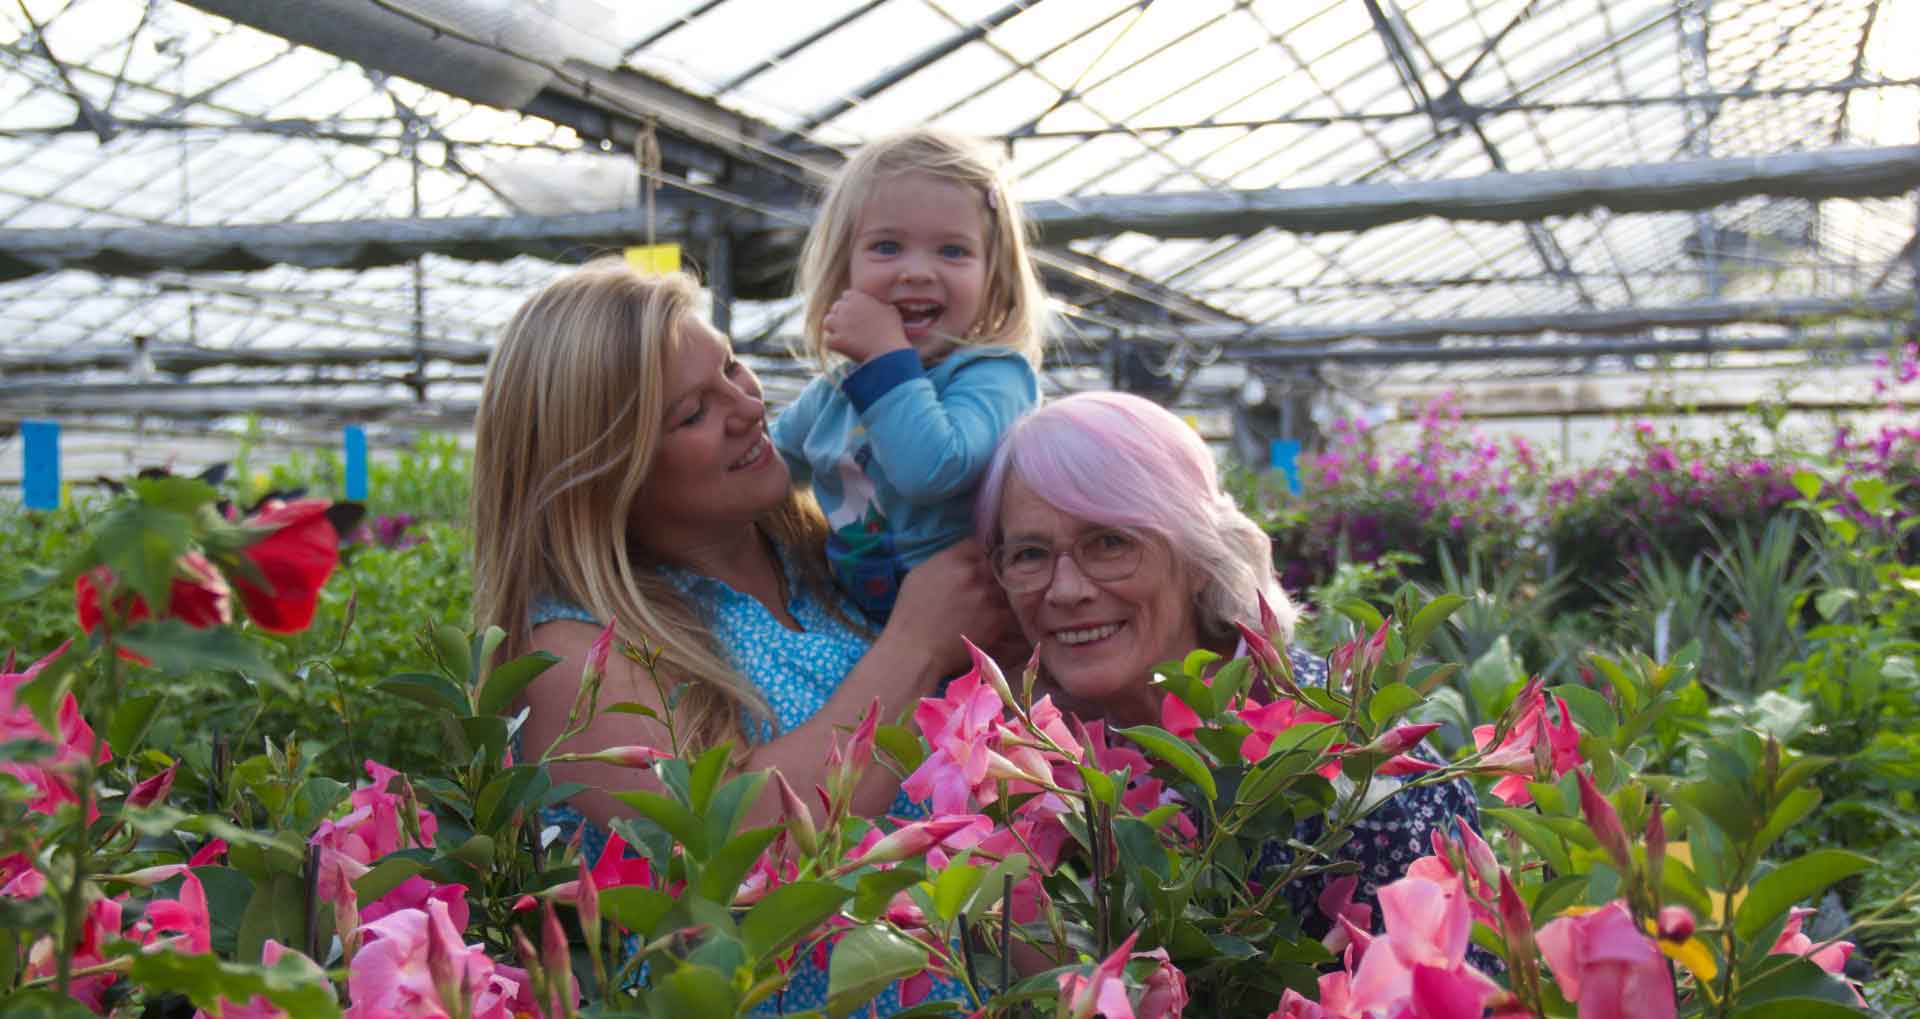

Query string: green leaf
851 867 925 922
235 871 305 965
1813 589 1857 621
107 694 164 755
1484 807 1572 875
613 790 706 856
285 777 350 835
741 880 852 960
129 475 220 513
474 651 558 717
119 944 342 1019
964 854 1031 924
1210 657 1253 708
931 862 983 922
474 764 549 833
1551 685 1616 742
1112 724 1217 801
1789 470 1824 502
1182 648 1222 676
687 742 733 816
118 620 279 679
1734 850 1875 942
1849 475 1894 516
1733 956 1866 1015
874 723 926 772
599 885 677 936
1405 593 1466 657
0 989 99 1018
1730 999 1866 1019
1368 682 1423 727
695 825 782 901
353 854 431 903
1466 636 1523 719
704 771 768 849
430 623 474 685
650 960 739 1018
376 671 471 716
93 501 193 612
828 926 933 1017
1335 599 1385 632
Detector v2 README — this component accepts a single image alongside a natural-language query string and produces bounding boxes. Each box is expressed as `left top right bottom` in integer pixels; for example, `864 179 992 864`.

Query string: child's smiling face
848 170 989 356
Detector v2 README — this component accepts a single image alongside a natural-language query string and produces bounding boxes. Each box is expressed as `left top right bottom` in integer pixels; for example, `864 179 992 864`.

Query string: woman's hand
886 540 1017 680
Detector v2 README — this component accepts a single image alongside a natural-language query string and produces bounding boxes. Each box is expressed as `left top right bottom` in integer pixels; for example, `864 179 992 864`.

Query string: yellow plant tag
625 243 681 274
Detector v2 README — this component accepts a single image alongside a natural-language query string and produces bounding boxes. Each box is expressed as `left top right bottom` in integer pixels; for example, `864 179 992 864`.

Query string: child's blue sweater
770 345 1039 617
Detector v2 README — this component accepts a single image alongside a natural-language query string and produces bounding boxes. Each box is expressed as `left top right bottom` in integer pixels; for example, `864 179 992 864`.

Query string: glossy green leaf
874 723 926 772
1405 593 1466 657
1335 599 1385 631
741 880 853 960
599 885 677 937
107 695 164 757
687 741 733 816
430 623 473 685
651 960 739 1017
1113 724 1217 801
1367 682 1423 727
852 867 925 922
474 764 548 832
474 651 558 717
93 501 192 613
614 790 705 856
119 946 341 1019
930 862 983 922
695 825 782 901
1550 685 1615 742
1734 850 1874 942
376 671 470 716
827 926 933 1017
118 620 279 679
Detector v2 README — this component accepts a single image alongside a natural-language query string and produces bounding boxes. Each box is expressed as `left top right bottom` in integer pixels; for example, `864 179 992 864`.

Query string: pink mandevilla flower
1471 685 1582 805
1535 900 1675 1019
1345 874 1502 1019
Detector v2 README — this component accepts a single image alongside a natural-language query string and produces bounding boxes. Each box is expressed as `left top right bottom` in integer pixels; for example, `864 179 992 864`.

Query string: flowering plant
0 483 1892 1019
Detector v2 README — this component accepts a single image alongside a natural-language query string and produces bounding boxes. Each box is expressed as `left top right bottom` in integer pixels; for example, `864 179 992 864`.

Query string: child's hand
824 290 910 364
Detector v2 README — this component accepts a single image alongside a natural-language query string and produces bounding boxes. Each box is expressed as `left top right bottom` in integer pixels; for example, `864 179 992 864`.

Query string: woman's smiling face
995 475 1203 721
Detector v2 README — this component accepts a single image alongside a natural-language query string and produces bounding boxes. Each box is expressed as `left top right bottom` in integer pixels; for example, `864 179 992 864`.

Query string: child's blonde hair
797 127 1047 368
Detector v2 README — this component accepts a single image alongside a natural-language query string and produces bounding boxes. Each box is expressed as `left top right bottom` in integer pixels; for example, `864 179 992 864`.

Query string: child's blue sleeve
770 377 827 484
839 349 1039 506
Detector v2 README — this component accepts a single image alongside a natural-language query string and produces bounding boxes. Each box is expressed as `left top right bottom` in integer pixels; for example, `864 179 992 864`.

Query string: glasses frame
990 526 1148 594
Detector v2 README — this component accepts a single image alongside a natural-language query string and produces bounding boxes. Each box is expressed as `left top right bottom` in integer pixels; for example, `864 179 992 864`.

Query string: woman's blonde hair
471 259 835 750
796 127 1047 367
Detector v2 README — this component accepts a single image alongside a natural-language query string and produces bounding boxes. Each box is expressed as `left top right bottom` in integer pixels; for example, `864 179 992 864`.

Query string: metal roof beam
791 1 1032 135
1026 144 1920 242
1079 292 1914 347
1237 327 1900 364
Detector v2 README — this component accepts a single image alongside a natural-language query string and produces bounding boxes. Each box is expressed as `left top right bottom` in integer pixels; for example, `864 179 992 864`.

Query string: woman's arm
519 542 1014 833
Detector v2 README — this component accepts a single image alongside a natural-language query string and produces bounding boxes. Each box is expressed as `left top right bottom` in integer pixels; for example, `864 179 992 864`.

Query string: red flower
232 499 339 634
75 553 232 662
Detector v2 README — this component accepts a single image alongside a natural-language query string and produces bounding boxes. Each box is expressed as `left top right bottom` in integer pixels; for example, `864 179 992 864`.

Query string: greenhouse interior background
0 0 1914 483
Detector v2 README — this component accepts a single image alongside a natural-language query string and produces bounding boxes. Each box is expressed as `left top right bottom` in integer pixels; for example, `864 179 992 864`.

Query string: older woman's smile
1053 622 1124 646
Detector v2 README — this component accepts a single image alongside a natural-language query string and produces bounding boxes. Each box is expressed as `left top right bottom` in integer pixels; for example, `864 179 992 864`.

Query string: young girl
772 128 1048 621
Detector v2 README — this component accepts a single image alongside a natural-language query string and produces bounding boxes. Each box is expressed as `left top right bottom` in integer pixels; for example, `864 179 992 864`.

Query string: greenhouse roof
0 0 1915 447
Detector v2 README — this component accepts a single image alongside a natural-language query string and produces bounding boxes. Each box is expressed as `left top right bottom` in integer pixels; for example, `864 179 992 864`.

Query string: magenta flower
138 869 212 954
1059 931 1141 1019
1472 687 1582 805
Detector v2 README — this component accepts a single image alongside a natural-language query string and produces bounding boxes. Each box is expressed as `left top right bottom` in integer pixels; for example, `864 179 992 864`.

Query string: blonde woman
471 262 1010 850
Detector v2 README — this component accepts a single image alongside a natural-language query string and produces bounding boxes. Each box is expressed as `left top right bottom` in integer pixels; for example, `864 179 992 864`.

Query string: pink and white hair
974 391 1297 643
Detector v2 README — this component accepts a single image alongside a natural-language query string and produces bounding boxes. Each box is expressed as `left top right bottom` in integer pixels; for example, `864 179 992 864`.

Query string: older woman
973 390 1482 932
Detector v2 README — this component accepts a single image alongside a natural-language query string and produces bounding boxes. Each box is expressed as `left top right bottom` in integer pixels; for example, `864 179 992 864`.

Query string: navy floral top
1260 646 1488 956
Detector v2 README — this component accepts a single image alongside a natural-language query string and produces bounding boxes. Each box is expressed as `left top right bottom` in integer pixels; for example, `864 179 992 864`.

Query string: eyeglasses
991 528 1145 594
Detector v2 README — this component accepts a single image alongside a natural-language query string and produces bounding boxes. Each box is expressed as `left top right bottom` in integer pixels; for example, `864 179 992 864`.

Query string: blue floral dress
530 540 962 1016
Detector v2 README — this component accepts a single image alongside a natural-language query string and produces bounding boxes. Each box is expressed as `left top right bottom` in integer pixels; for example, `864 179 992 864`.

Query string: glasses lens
993 543 1054 592
1074 529 1142 581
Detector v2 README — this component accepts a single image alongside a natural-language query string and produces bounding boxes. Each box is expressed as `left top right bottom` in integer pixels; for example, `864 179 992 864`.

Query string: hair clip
984 188 999 212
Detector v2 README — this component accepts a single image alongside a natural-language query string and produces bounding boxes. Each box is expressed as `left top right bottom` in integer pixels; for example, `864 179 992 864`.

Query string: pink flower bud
1656 906 1695 943
575 857 601 953
1375 722 1441 755
835 816 985 873
127 763 177 809
583 745 672 768
541 902 574 1019
774 771 820 858
964 637 1017 710
1575 770 1634 875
